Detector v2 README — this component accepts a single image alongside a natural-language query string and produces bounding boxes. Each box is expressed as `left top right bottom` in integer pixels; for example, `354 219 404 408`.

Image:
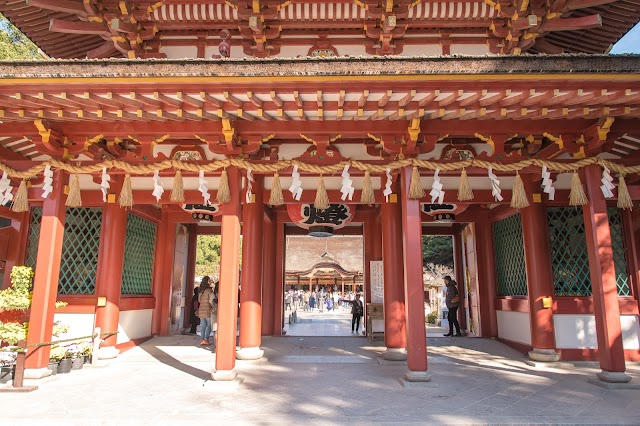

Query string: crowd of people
284 289 361 313
285 289 365 334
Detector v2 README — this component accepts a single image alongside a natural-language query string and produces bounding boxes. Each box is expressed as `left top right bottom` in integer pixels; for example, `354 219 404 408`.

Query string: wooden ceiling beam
49 19 109 35
26 0 87 15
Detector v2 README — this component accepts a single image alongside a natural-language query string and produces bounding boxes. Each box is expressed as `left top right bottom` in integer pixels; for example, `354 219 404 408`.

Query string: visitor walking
351 293 364 334
309 291 316 311
188 286 200 334
443 275 462 337
197 276 214 346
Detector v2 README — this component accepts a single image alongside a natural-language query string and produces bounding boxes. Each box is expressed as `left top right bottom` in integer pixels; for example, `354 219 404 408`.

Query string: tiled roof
0 54 639 78
285 236 363 274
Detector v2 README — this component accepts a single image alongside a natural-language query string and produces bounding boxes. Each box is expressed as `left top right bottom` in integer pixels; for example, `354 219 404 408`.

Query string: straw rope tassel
217 169 231 204
617 174 633 210
315 176 330 210
269 173 284 206
569 171 589 206
119 174 133 208
170 170 185 203
510 173 529 209
408 166 425 199
11 180 29 213
457 168 474 201
361 171 375 205
65 175 82 208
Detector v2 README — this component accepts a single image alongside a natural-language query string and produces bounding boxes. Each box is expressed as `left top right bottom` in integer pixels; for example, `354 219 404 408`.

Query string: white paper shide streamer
600 166 615 199
488 167 503 202
198 170 211 205
383 168 393 202
0 171 12 205
429 168 445 203
152 170 164 202
245 167 254 204
42 165 54 199
288 165 303 201
340 165 354 201
541 165 555 201
98 167 111 202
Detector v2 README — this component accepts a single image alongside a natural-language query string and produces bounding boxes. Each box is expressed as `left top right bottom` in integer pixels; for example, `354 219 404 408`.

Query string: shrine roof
1 54 639 78
0 0 638 58
285 236 363 274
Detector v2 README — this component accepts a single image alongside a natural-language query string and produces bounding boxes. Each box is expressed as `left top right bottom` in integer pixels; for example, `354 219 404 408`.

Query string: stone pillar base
528 348 560 362
23 367 52 380
383 348 407 361
596 370 632 383
98 346 120 360
235 347 264 360
212 369 238 381
405 370 432 382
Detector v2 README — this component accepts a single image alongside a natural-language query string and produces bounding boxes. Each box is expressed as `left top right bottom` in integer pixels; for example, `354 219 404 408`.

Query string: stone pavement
1 335 639 425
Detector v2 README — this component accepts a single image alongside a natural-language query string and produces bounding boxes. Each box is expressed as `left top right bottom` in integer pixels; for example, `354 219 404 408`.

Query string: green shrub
0 266 34 311
426 312 438 325
0 321 27 345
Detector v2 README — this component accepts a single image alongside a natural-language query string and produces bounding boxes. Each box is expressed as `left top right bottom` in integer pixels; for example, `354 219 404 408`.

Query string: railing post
92 327 101 366
12 340 26 388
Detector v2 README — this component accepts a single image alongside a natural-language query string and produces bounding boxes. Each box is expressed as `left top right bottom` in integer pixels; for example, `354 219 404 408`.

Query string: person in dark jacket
444 275 462 337
189 287 200 334
351 293 364 334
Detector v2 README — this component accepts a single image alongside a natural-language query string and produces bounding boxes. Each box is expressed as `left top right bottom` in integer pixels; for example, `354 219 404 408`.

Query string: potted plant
57 347 73 374
0 350 16 384
48 346 66 376
67 344 84 370
78 341 93 364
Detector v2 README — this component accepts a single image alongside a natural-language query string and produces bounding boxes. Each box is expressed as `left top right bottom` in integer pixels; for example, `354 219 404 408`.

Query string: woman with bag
444 275 462 337
197 276 214 346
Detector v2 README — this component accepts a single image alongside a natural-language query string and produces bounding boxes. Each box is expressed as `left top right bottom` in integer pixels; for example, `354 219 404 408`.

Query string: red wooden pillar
582 165 631 383
94 204 128 359
213 167 242 380
183 225 198 328
453 230 467 331
238 175 264 359
273 219 285 335
474 210 498 337
520 177 559 361
2 211 30 290
151 210 172 336
400 167 430 381
261 213 275 336
381 186 407 360
24 171 66 378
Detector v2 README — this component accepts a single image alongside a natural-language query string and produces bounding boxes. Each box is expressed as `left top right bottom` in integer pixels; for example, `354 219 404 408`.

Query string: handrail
0 331 118 353
0 330 119 391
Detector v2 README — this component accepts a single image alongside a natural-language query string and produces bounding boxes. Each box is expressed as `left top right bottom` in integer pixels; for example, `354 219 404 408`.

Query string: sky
610 22 640 54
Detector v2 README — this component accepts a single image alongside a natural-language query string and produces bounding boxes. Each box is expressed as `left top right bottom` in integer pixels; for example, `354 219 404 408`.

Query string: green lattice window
547 207 592 296
121 214 157 295
493 214 527 296
58 208 103 295
24 207 43 269
27 208 103 294
608 208 631 296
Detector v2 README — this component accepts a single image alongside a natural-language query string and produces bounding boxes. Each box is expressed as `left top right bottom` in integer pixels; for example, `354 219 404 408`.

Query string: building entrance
282 235 365 337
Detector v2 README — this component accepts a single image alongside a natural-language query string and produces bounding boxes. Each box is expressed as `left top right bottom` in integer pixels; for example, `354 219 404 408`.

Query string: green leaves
0 14 43 60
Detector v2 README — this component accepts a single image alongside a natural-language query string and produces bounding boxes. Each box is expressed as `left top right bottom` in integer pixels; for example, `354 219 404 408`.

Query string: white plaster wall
117 309 153 344
621 315 640 350
53 313 95 341
554 314 597 349
554 314 640 350
496 310 531 345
